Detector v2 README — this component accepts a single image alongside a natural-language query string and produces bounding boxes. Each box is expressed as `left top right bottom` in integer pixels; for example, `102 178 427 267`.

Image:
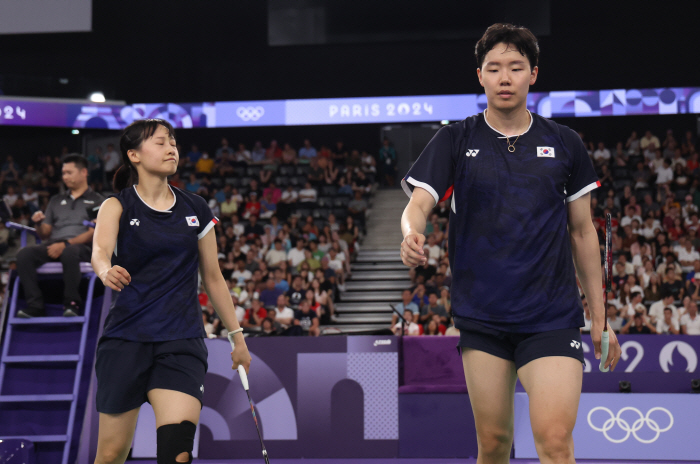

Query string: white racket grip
237 365 250 391
228 332 250 390
599 330 610 372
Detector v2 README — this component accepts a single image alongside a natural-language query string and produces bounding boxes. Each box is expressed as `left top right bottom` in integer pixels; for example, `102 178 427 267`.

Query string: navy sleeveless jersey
402 112 599 333
102 185 218 341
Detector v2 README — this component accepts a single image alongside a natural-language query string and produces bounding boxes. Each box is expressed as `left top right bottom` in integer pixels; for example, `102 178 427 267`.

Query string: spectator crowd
3 126 700 337
0 136 393 336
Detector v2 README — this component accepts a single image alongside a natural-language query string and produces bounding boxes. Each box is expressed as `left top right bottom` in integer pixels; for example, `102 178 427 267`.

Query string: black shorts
457 320 584 371
95 338 208 414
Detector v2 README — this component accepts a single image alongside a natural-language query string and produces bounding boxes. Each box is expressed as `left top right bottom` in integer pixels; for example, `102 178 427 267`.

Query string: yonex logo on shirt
537 146 555 158
466 149 479 157
186 216 200 227
130 219 140 226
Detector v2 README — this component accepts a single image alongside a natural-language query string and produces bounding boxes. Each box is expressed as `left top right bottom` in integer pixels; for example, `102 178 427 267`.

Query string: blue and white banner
514 393 700 460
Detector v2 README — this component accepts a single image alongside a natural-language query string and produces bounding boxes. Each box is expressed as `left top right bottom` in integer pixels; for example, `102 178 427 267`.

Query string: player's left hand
47 241 66 259
591 321 621 371
231 332 252 375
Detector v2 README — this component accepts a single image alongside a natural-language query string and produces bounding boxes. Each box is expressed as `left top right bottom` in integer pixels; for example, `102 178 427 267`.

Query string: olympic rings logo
587 407 673 443
236 106 265 121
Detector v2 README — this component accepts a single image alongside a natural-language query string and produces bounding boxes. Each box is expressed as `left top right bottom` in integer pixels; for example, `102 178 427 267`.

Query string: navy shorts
95 338 208 414
457 320 584 371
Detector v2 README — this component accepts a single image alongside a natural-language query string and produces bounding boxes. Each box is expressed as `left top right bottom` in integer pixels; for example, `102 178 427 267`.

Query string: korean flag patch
186 216 200 227
537 146 555 158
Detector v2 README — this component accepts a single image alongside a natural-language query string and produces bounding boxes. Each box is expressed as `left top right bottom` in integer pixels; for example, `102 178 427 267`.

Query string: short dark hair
475 23 539 70
62 154 88 170
630 291 641 299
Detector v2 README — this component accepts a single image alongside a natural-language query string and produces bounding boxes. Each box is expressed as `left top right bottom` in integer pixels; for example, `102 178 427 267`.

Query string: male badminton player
400 23 621 464
91 119 251 464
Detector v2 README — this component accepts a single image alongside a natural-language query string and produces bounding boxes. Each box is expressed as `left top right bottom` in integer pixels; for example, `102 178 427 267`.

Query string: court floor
135 459 700 463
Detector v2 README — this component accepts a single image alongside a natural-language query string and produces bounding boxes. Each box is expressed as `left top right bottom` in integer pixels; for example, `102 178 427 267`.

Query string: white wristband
227 328 244 350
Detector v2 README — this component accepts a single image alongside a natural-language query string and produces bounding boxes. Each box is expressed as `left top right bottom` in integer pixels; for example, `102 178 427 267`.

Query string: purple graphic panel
403 335 700 391
3 87 700 129
197 336 398 459
514 393 700 460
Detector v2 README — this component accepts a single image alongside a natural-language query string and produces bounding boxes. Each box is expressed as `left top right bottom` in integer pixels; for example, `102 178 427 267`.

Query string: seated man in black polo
16 155 105 317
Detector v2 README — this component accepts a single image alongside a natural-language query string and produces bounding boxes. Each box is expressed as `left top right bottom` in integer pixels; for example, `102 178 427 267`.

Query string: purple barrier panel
399 393 478 458
581 335 699 373
514 393 700 460
402 335 700 392
129 335 399 460
402 336 463 387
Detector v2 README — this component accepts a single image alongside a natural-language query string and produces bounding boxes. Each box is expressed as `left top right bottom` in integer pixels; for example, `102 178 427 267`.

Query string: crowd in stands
2 126 700 337
391 128 700 336
0 137 393 336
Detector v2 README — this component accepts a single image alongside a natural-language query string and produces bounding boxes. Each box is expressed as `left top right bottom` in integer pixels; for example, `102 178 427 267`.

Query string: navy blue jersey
102 185 218 341
402 111 599 333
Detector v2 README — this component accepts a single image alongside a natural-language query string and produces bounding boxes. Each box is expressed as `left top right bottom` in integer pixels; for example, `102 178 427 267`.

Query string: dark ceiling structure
0 1 697 104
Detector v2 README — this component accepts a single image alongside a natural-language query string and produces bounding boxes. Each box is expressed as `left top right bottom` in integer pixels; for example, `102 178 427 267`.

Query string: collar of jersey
483 109 534 139
66 187 94 201
133 184 176 213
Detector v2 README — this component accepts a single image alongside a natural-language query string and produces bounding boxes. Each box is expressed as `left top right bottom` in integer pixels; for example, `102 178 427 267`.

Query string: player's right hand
31 211 45 223
231 333 252 375
401 233 427 267
99 265 131 291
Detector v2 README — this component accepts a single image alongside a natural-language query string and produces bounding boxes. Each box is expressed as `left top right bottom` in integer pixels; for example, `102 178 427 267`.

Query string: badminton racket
599 213 612 372
228 333 270 464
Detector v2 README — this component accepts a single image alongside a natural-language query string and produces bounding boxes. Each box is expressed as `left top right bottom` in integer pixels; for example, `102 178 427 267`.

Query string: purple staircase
0 262 106 464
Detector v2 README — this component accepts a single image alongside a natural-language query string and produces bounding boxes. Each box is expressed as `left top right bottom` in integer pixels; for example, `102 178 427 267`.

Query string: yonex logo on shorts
466 149 479 157
186 216 200 227
200 385 204 393
236 106 265 121
570 340 581 349
130 219 140 226
537 146 555 157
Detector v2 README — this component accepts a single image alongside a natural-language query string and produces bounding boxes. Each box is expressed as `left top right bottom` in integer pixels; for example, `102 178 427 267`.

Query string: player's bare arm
91 197 131 292
400 186 433 267
198 228 252 374
567 193 621 370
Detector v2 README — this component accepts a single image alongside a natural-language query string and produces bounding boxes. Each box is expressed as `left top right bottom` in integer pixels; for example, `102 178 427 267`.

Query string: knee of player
95 447 129 464
533 425 573 458
157 420 197 464
477 427 513 456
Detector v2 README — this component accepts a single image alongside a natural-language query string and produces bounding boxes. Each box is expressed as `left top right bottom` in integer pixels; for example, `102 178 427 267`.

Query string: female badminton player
400 24 621 464
91 119 251 464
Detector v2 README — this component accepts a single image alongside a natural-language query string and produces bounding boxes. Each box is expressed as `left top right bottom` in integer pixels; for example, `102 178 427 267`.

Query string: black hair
62 154 88 171
630 291 641 299
475 23 539 70
114 118 175 192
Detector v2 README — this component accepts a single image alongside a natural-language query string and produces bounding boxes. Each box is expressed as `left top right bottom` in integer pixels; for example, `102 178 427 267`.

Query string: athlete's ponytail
112 164 133 193
115 118 175 192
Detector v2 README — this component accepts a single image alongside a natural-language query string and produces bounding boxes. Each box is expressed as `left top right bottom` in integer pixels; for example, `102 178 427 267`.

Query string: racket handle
228 331 250 390
599 330 610 372
237 364 249 391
